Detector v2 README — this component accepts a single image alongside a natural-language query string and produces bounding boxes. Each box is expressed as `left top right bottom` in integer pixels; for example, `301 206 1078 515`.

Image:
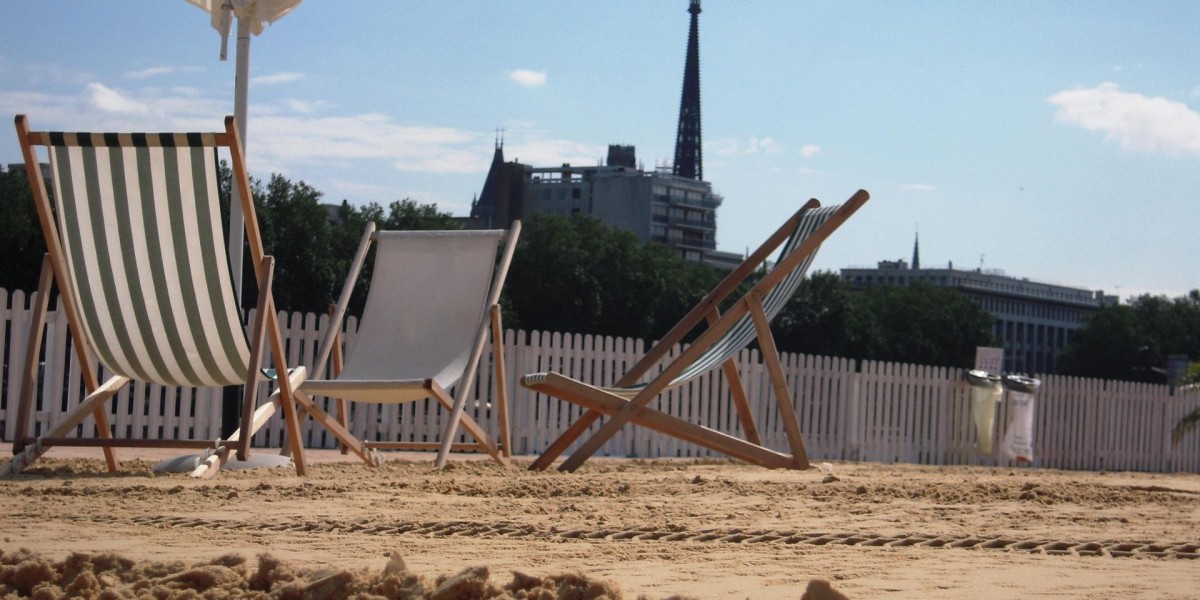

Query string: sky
2 1 1198 301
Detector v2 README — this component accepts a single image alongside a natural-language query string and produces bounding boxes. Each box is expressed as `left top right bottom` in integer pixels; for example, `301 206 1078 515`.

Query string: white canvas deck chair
5 115 307 478
522 190 869 472
298 221 521 468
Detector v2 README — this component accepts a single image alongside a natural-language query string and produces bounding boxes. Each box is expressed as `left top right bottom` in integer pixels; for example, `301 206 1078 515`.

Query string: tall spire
672 0 703 180
912 229 921 270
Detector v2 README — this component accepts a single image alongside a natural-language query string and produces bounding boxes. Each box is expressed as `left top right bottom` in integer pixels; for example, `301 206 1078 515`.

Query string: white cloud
125 67 174 80
1048 82 1200 156
23 63 93 86
799 144 820 158
0 81 608 201
247 113 500 177
88 83 148 114
747 136 781 155
504 137 605 168
283 98 331 114
252 71 303 85
509 69 547 87
902 183 936 192
708 136 784 156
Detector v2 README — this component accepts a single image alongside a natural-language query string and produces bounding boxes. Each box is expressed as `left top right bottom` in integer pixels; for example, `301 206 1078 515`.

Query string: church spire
672 0 703 180
912 229 921 270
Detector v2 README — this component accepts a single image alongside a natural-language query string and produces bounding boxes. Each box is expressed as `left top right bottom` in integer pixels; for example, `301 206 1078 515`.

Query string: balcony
668 214 716 230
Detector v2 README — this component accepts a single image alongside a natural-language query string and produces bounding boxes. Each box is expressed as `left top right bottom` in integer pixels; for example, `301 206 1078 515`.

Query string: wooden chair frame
5 115 306 478
523 190 869 472
299 221 521 468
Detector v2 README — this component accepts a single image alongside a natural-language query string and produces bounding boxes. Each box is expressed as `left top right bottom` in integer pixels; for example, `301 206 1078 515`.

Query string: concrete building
465 0 741 269
468 143 741 269
840 238 1115 374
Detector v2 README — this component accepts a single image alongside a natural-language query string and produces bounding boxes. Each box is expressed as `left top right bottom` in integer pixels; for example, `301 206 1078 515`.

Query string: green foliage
1170 363 1200 445
366 198 463 231
774 275 996 367
253 174 339 314
1056 291 1200 383
1183 362 1200 386
503 213 721 340
0 166 46 293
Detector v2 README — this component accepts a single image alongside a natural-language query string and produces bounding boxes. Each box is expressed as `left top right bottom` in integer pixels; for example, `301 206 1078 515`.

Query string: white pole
229 14 251 299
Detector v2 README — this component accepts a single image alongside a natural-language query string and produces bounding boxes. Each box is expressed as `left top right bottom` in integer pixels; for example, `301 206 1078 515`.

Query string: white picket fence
2 287 1199 473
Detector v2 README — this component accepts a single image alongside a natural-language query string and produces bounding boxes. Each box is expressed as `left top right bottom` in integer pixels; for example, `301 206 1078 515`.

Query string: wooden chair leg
92 408 119 472
706 308 761 446
530 411 601 471
2 376 130 476
328 304 350 456
238 256 275 462
289 388 375 466
748 293 809 469
268 310 307 476
490 305 511 458
191 368 319 478
430 385 509 468
14 255 53 455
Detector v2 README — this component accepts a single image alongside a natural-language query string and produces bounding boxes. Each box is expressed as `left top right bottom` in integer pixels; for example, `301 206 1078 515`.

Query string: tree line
1 164 1194 376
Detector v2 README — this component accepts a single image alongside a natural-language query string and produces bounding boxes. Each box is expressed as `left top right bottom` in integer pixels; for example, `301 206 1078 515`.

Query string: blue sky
2 1 1198 300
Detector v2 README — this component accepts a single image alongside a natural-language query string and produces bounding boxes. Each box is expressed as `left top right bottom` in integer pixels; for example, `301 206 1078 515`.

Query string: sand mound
0 547 848 599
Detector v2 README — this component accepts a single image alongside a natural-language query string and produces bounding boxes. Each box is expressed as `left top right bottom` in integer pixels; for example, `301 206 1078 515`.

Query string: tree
373 198 463 231
774 271 862 358
774 276 996 367
1057 291 1200 383
250 174 339 314
0 166 47 293
848 281 996 366
504 213 720 340
1170 363 1200 445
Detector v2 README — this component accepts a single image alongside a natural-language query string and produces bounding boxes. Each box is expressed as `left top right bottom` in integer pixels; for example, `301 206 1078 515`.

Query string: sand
1 446 1198 598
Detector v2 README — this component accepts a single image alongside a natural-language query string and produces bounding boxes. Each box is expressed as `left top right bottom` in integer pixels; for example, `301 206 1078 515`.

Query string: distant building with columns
840 236 1116 374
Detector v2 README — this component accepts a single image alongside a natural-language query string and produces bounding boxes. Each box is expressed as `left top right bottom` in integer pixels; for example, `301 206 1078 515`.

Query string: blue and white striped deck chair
522 190 869 472
6 115 307 478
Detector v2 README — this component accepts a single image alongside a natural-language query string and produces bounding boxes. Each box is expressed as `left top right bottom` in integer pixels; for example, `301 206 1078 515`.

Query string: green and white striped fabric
46 131 250 388
591 204 840 399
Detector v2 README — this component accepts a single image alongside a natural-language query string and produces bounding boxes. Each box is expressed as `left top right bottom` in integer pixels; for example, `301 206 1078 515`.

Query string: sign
974 346 1004 373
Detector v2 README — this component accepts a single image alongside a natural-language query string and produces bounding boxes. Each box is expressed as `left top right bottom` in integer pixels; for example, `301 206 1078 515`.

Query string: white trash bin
966 369 1003 454
1001 375 1041 463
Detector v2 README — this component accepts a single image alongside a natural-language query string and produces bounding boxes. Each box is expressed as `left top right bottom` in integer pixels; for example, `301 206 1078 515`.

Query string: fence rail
2 288 1198 472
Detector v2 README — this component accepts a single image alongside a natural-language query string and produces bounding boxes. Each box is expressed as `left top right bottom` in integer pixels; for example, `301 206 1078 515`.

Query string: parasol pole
229 12 250 300
221 12 252 438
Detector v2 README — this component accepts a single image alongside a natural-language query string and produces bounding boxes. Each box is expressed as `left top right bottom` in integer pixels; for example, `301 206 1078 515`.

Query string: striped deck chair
298 222 521 468
5 114 307 478
522 190 869 472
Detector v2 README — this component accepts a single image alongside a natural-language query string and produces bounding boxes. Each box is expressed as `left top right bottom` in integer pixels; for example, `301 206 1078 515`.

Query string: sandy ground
1 444 1199 599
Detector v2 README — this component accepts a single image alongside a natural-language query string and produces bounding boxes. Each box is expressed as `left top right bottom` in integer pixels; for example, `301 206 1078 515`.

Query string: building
840 237 1115 374
468 143 741 268
466 0 741 269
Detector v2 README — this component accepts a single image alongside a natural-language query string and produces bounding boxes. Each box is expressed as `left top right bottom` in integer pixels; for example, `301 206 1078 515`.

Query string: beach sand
1 445 1198 598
